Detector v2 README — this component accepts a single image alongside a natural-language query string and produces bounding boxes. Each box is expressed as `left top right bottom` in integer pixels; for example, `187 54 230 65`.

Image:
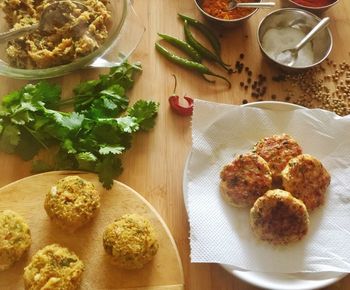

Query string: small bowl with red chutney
287 0 340 13
194 0 263 27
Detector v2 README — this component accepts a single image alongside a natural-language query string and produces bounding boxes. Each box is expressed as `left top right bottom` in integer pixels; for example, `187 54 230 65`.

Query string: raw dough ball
23 243 84 290
103 213 159 269
44 175 100 232
0 210 31 271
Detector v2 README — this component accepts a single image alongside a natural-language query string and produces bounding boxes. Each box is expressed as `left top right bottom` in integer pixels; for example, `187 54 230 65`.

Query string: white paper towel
187 99 350 273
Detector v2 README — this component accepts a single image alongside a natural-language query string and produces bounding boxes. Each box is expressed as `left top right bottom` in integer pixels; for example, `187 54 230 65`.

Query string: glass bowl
0 0 145 80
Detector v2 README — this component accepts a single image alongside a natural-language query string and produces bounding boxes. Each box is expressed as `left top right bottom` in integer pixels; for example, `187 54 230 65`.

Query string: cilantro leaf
16 127 43 160
82 85 129 118
127 100 159 130
2 82 61 109
76 152 98 171
96 155 123 189
0 124 21 153
27 82 61 109
99 145 125 155
0 61 158 189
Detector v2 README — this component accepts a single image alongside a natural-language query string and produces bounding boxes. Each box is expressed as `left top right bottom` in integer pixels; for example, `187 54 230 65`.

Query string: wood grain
0 172 184 290
0 0 350 289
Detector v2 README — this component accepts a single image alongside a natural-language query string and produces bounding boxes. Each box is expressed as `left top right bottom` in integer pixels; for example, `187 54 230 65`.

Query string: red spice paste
292 0 335 7
202 0 257 20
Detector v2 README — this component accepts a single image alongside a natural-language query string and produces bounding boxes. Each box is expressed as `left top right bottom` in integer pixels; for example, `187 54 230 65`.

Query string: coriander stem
23 126 48 149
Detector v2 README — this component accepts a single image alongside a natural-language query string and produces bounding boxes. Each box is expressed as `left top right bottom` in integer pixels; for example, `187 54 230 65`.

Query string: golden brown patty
250 189 309 245
0 210 31 271
23 243 84 290
220 153 272 207
44 175 100 232
253 134 302 181
282 154 331 211
103 214 159 270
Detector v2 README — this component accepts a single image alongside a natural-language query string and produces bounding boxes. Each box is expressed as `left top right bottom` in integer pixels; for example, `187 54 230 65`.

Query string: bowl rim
193 0 261 22
287 0 339 10
256 8 333 69
0 0 128 79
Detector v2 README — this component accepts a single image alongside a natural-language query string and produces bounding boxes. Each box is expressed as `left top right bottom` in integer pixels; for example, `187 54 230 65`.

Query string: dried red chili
292 0 334 7
168 75 194 116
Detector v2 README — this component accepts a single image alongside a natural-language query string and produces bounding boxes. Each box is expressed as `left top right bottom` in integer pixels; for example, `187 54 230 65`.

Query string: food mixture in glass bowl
0 0 111 69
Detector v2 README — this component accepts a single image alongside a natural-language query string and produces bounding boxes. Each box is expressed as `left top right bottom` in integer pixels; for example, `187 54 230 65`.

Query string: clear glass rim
0 0 128 79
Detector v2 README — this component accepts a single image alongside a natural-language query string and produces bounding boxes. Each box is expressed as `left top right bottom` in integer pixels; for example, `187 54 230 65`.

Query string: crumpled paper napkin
186 99 350 273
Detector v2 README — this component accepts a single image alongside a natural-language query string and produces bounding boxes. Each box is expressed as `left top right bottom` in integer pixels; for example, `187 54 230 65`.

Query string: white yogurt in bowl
262 27 314 67
257 8 332 71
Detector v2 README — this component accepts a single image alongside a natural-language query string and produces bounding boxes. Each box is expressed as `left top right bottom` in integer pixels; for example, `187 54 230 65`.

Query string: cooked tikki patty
44 175 100 232
23 244 84 290
250 189 309 245
253 134 302 181
220 153 272 207
282 154 331 211
103 214 159 270
0 210 31 271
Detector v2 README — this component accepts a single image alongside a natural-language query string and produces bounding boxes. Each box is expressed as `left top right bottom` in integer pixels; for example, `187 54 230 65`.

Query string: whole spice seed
234 51 349 116
271 58 350 116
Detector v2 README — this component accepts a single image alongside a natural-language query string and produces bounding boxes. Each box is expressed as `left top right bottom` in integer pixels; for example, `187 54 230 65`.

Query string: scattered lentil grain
272 58 350 115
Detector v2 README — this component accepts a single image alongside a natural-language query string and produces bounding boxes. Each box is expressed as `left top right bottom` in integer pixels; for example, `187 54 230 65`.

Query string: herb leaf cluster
0 62 159 188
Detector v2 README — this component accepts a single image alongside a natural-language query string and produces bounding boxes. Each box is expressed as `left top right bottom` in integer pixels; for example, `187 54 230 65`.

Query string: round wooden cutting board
0 171 184 290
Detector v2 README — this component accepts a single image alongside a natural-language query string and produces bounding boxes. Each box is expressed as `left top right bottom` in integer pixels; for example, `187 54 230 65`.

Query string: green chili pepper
157 33 201 62
183 20 231 72
178 13 221 56
155 42 231 88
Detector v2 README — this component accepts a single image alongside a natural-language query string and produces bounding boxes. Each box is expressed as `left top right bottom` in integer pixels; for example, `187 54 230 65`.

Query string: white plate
182 101 347 290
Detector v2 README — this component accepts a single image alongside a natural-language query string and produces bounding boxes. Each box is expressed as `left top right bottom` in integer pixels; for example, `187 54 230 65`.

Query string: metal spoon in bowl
0 1 88 43
276 17 330 67
226 1 276 10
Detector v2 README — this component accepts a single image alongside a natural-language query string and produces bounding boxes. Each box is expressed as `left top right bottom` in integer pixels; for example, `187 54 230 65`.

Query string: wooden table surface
1 0 350 289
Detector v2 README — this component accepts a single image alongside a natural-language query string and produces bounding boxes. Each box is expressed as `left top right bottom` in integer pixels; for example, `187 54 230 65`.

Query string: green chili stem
178 13 221 56
202 75 215 83
205 73 232 88
172 74 177 94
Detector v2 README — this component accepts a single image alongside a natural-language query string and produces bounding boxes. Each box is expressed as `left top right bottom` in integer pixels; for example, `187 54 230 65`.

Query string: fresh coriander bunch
0 62 159 189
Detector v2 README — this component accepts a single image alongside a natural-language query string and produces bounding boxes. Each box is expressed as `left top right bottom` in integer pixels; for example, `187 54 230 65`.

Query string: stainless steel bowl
257 8 333 72
285 0 339 14
194 0 261 27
